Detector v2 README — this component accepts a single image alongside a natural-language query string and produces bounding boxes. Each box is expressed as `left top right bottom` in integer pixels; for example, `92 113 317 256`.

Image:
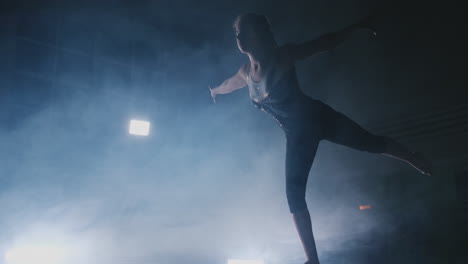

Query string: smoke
1 1 457 264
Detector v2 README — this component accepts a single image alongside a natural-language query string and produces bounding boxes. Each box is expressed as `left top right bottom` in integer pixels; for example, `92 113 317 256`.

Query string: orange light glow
359 205 372 210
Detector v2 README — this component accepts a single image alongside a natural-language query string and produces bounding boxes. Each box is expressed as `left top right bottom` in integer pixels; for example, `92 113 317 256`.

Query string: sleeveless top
245 55 323 136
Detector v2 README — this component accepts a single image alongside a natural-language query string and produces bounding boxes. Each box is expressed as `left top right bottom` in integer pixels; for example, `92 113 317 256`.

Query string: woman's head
233 13 276 54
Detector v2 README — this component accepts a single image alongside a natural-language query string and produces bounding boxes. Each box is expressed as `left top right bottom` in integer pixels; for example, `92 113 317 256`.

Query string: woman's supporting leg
320 104 432 175
292 208 319 264
285 132 321 264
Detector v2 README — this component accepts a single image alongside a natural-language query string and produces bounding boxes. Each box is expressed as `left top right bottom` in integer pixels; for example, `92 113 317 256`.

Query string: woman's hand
354 16 377 37
209 85 217 104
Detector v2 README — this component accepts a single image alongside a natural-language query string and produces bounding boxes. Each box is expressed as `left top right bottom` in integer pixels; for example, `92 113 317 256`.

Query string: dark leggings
285 103 389 213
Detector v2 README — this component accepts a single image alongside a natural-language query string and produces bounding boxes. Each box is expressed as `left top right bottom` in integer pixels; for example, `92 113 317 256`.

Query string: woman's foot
382 138 433 176
408 151 433 176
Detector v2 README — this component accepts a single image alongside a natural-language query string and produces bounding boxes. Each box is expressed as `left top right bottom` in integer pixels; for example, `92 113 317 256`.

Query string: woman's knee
366 134 389 153
323 112 389 153
286 184 308 213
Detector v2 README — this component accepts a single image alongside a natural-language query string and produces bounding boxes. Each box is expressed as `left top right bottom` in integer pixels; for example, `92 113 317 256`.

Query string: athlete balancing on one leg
209 13 433 264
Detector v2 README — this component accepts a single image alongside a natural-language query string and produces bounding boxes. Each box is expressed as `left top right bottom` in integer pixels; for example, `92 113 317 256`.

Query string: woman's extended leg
320 104 432 175
381 138 432 175
285 131 321 264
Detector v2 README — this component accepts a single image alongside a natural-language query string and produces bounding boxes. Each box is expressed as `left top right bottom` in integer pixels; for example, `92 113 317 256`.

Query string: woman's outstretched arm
209 64 248 103
282 16 377 61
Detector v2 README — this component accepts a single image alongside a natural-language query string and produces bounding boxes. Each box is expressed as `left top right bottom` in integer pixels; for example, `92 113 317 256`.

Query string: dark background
0 0 466 263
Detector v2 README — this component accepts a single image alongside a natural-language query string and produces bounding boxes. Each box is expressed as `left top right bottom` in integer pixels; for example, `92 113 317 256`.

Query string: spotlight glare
129 119 150 136
227 259 264 264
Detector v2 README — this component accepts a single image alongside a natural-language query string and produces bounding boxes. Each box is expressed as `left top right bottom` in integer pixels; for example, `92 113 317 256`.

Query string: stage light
227 259 264 264
5 245 68 264
129 119 150 136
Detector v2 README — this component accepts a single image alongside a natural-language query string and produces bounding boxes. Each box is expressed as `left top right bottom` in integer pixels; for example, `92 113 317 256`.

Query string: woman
209 13 432 264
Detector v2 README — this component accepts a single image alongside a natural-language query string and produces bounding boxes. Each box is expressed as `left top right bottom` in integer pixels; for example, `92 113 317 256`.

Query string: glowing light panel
129 119 150 136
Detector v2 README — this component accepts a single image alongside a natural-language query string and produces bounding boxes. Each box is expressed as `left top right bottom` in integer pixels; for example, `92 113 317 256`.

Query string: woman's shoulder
275 45 296 68
269 45 295 73
237 63 249 81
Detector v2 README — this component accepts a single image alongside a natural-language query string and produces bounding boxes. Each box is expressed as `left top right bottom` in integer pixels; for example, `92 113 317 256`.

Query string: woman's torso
245 50 325 135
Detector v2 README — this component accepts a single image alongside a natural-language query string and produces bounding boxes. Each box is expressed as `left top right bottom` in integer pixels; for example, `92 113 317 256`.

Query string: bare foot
408 152 433 176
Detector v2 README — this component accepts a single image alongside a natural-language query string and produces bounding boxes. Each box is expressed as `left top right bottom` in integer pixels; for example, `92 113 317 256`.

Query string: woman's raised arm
209 64 248 103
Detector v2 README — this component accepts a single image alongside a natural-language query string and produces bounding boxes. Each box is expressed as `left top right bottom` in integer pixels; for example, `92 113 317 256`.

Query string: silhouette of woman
209 13 432 264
